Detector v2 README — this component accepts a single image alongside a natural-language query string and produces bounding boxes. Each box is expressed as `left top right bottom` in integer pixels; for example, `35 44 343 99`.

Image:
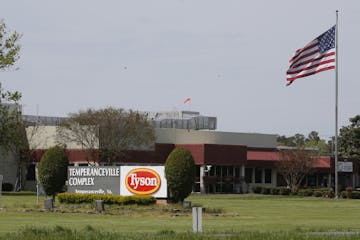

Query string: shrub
165 147 195 203
313 191 323 197
38 146 69 198
340 191 348 198
262 187 271 195
297 189 313 197
349 191 360 199
57 193 156 205
253 186 263 194
270 187 280 195
278 187 291 195
322 189 334 198
1 182 14 191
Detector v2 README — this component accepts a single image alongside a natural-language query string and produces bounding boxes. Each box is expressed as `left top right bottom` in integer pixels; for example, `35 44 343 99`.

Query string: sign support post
192 207 203 233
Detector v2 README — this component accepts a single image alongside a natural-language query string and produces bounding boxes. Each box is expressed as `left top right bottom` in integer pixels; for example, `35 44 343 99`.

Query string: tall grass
1 226 359 240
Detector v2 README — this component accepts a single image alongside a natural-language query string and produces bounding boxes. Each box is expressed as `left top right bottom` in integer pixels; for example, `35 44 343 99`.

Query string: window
227 166 233 176
255 168 262 183
234 167 240 177
215 166 222 177
195 165 200 177
245 168 253 183
265 168 272 183
221 166 227 177
26 164 36 181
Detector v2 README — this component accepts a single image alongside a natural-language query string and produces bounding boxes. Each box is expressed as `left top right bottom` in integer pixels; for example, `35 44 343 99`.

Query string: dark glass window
195 165 200 177
255 168 262 183
221 166 227 177
265 168 272 183
234 167 240 177
245 168 253 183
215 166 222 177
228 166 234 176
26 164 36 180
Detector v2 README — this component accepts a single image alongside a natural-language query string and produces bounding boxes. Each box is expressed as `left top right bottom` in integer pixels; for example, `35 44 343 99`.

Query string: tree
276 148 313 193
56 107 155 165
306 131 321 142
165 147 195 203
38 146 69 199
0 20 28 190
0 19 23 151
338 115 360 158
277 131 330 155
56 109 99 165
277 133 305 147
304 131 330 155
0 20 21 71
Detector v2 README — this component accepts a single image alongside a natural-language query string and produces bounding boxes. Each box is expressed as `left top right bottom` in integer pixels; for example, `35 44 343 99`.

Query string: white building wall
26 126 97 149
27 126 277 150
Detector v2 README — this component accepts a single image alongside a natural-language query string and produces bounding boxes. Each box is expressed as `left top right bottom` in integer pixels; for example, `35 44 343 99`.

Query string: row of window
197 165 273 184
245 168 272 184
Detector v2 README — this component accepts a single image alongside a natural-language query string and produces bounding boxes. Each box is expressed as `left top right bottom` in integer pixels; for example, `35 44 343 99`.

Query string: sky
1 0 360 139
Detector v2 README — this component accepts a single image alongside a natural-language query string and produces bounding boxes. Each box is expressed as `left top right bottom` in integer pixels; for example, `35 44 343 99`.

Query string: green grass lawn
1 194 360 239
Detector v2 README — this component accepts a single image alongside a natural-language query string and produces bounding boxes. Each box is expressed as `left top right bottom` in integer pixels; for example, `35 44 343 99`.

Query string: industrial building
1 110 358 193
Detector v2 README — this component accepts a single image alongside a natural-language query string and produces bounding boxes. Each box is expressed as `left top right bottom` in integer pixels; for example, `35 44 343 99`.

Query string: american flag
286 25 336 86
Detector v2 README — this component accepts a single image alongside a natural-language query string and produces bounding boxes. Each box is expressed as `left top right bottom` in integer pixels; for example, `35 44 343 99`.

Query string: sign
67 166 120 195
338 161 353 173
125 168 161 195
120 166 167 198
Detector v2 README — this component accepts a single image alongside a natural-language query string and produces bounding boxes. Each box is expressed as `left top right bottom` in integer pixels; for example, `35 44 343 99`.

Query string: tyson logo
125 168 161 195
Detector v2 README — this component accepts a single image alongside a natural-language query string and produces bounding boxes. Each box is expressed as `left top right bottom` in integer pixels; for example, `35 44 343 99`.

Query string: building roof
247 150 331 170
247 150 279 161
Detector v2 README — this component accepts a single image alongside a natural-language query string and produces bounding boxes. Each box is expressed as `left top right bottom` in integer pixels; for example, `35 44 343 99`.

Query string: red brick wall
175 144 205 164
204 144 247 166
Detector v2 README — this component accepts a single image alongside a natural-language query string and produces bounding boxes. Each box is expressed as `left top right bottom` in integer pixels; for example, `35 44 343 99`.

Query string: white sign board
338 161 353 172
120 166 167 198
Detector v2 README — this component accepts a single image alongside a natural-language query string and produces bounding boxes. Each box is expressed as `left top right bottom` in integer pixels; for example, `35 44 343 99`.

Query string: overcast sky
2 0 360 139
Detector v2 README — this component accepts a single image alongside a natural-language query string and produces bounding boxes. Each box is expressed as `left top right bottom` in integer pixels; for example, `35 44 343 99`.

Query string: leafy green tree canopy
165 147 195 203
0 19 21 70
0 19 23 152
38 146 69 198
338 115 360 158
277 131 330 155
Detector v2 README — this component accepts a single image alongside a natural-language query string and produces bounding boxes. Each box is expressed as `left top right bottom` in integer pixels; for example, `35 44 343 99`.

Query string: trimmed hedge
297 189 313 196
340 190 360 199
57 193 156 205
251 186 334 198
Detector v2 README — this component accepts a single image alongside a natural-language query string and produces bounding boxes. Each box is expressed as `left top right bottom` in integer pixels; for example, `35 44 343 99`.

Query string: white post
200 165 205 194
192 207 203 233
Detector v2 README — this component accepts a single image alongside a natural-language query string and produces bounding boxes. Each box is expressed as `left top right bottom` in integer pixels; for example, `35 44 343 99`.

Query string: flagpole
334 10 339 198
